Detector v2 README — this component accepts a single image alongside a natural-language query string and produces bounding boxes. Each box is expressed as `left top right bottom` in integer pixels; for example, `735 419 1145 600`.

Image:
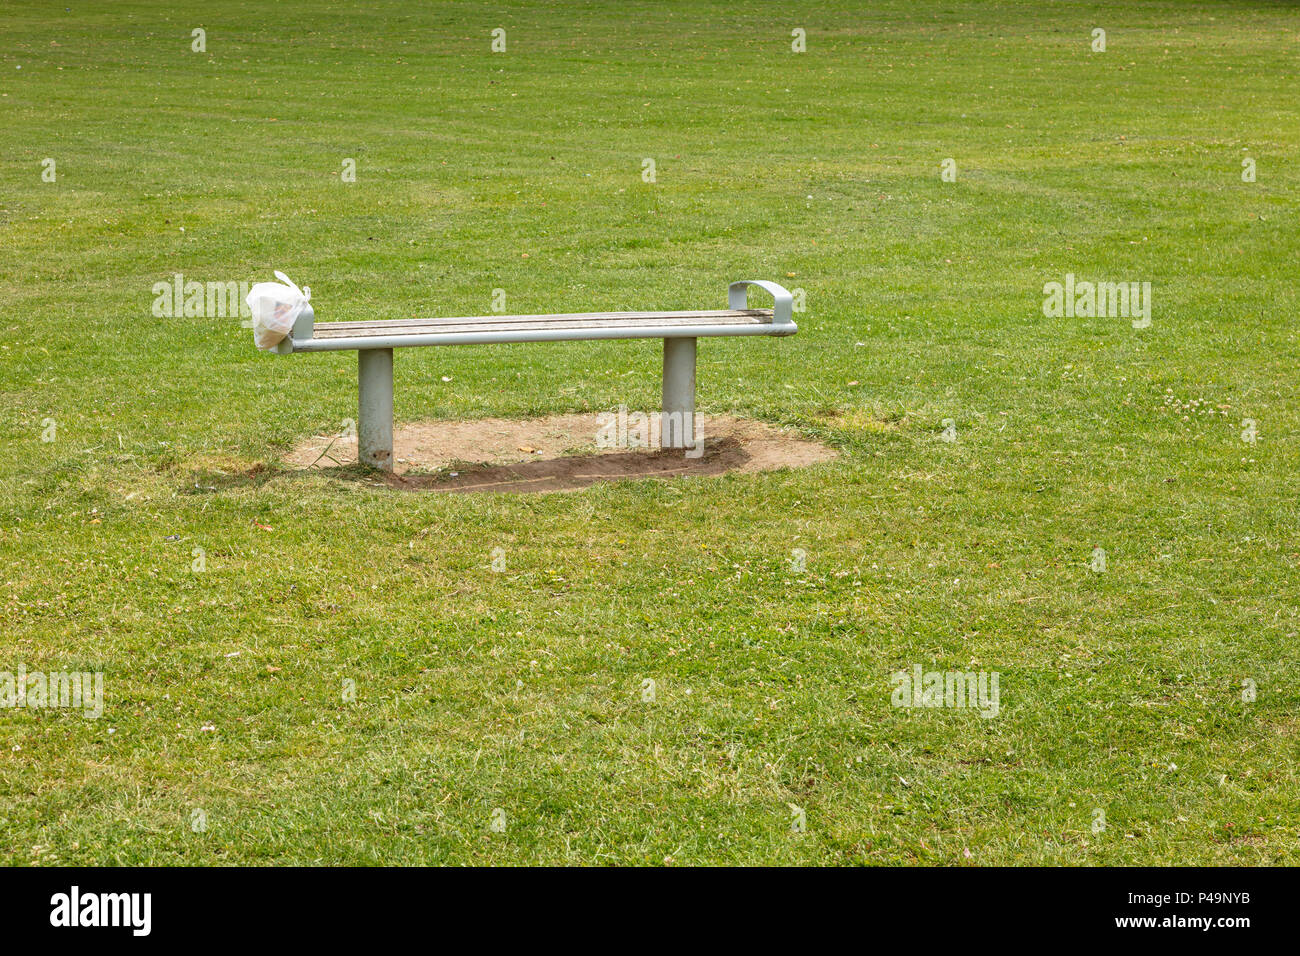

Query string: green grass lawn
1 0 1297 865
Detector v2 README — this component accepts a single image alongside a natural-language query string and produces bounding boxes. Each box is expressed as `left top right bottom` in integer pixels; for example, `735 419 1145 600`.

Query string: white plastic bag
247 271 311 350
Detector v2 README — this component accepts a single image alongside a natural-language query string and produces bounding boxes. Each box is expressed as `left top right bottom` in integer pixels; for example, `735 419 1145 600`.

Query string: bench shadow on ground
386 436 754 493
188 439 759 496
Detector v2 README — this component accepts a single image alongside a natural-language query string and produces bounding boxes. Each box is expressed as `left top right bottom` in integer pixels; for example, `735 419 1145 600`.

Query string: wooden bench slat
312 309 774 340
316 309 773 331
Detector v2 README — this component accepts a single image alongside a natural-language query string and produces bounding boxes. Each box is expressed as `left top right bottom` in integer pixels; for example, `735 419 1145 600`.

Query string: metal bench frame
271 279 796 470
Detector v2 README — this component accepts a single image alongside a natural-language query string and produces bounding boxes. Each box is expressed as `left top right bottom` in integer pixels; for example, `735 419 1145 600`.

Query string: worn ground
285 413 837 491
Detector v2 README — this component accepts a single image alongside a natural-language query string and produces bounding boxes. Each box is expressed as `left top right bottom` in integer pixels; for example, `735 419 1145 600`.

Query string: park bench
268 279 796 470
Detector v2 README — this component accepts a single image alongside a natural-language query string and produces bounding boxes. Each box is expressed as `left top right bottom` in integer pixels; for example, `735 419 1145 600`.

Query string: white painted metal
358 348 393 470
661 337 696 450
728 280 795 330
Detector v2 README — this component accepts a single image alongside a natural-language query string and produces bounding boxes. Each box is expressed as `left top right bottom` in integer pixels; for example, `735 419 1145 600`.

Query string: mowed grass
1 0 1298 865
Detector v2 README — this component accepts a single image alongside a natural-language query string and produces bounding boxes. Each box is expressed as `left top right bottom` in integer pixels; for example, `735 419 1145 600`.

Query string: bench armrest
271 302 315 354
728 280 796 333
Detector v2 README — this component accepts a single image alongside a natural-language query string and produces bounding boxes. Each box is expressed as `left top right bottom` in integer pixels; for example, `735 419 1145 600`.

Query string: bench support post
661 337 696 450
358 348 394 470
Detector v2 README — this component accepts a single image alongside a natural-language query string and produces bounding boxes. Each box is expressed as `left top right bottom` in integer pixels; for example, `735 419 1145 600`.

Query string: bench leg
358 348 394 470
661 337 696 450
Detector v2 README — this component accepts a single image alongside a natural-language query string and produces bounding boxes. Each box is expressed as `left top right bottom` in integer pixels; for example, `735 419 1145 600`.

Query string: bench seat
292 308 785 350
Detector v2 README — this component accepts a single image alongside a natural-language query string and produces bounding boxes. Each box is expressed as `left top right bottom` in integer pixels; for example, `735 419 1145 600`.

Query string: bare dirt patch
285 413 837 493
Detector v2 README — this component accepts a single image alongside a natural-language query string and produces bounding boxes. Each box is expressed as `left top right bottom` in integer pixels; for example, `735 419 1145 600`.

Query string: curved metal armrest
728 280 796 332
272 302 315 354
